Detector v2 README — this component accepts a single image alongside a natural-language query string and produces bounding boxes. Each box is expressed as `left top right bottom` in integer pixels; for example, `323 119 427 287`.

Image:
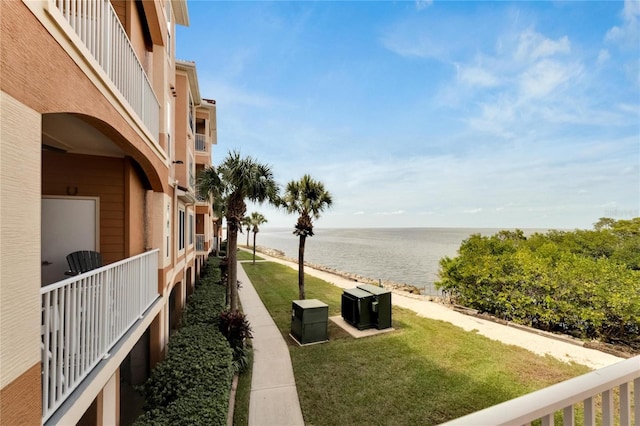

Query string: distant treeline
437 217 640 350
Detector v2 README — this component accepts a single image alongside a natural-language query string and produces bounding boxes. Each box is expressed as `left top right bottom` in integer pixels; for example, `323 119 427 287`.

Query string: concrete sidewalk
237 261 305 426
243 248 623 370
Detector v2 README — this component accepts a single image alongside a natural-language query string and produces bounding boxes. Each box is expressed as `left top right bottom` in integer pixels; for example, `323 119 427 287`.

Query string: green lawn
236 249 263 262
241 261 591 425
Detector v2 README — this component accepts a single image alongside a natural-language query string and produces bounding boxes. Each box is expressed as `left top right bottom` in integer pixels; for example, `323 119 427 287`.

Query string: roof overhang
177 186 196 204
172 0 190 27
175 60 201 104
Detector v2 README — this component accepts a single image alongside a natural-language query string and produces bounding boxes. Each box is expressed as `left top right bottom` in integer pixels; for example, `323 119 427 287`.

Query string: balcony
196 234 205 252
443 355 640 426
49 0 160 141
40 250 159 422
195 133 207 153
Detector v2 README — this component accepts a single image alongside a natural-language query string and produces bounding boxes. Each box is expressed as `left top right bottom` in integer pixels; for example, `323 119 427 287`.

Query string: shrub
182 277 226 327
140 324 233 411
134 257 235 425
135 387 230 426
218 310 253 373
437 223 640 350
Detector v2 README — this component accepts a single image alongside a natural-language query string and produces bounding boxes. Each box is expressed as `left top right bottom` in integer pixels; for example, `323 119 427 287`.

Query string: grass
232 343 252 426
241 261 592 425
236 248 263 262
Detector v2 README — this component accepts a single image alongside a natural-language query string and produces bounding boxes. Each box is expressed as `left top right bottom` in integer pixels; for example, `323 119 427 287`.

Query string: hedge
134 257 234 426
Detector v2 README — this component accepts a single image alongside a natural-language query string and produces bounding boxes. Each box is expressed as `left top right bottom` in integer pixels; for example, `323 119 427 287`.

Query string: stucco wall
126 159 147 256
0 92 42 422
42 152 126 264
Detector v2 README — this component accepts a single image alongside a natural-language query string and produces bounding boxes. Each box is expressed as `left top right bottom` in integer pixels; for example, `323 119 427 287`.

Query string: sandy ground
242 248 624 370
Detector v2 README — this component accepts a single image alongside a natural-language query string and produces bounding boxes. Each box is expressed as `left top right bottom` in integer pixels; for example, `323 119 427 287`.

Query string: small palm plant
280 174 333 299
248 212 267 264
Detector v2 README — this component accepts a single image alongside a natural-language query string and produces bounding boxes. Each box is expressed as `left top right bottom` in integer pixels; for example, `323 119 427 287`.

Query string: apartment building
0 1 218 424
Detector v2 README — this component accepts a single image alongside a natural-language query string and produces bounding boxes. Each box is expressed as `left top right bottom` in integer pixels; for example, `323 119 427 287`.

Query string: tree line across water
437 217 640 352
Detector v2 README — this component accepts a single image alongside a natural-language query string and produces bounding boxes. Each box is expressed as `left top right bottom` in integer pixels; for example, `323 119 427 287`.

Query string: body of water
246 227 515 296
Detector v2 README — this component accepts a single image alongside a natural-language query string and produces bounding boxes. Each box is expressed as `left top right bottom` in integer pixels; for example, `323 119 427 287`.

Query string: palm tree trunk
228 226 239 311
252 232 257 264
246 229 250 247
298 234 306 299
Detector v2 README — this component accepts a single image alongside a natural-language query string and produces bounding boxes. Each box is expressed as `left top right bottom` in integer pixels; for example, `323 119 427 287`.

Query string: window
166 202 171 259
178 209 185 251
189 214 194 245
166 101 172 157
188 155 195 188
188 93 194 134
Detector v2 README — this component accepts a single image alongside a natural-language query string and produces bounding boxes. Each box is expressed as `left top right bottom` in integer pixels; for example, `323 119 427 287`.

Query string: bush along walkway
237 261 305 426
133 257 238 426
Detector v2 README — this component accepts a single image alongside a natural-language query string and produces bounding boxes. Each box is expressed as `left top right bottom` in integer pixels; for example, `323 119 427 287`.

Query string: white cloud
376 210 406 216
458 65 500 87
464 208 483 214
597 49 611 65
415 0 433 11
518 59 579 99
515 30 571 62
605 0 640 45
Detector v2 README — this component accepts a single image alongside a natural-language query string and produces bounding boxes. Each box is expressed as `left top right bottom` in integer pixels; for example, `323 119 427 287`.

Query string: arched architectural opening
40 113 163 284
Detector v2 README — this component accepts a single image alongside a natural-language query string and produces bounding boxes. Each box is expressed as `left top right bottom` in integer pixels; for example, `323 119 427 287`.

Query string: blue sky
177 0 639 229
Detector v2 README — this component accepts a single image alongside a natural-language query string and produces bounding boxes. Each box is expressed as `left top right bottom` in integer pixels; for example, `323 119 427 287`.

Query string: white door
41 197 99 286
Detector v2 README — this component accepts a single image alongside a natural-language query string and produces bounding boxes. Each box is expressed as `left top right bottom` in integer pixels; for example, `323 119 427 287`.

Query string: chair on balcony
65 251 103 276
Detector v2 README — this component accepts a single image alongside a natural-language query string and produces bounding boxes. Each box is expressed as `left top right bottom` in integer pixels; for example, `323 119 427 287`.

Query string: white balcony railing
195 134 207 152
40 249 159 422
196 234 205 252
51 0 160 140
443 355 640 426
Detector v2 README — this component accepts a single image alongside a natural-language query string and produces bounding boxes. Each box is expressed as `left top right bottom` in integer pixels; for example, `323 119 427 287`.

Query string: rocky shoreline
254 245 446 302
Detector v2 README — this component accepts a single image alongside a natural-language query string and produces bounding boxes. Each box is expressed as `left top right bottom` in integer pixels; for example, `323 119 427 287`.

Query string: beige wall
149 192 173 269
125 158 148 257
0 92 43 423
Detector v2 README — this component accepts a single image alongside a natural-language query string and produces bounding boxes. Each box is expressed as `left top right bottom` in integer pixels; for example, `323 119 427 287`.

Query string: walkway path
243 249 623 370
237 261 305 426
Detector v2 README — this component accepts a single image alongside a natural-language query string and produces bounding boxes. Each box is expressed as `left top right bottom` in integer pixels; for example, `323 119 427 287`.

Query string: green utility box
357 284 392 330
341 288 375 330
291 299 329 344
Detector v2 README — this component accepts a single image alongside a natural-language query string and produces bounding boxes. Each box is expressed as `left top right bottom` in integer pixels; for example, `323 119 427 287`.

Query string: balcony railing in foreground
40 249 159 422
442 355 640 426
50 0 160 140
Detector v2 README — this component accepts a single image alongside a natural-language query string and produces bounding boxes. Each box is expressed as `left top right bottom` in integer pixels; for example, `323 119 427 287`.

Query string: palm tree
248 212 267 264
197 151 278 311
242 216 251 247
281 174 333 299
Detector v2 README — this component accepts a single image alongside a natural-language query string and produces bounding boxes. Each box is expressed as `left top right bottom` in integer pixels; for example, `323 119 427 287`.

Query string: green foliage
218 310 253 373
219 311 253 349
134 258 235 425
181 276 226 327
139 325 233 412
437 218 640 350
